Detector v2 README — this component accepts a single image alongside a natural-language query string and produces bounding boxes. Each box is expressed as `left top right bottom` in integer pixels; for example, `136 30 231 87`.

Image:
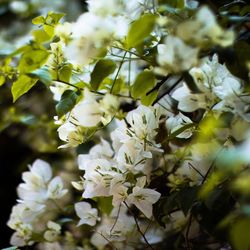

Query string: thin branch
188 162 205 179
110 51 127 94
111 45 153 63
94 231 118 250
123 201 155 250
146 75 171 96
54 79 83 91
110 203 122 234
153 76 183 105
185 213 193 250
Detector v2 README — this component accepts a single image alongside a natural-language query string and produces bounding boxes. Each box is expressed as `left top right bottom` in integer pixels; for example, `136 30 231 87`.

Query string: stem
110 51 127 94
146 75 171 96
185 213 193 250
153 76 183 105
110 203 121 234
54 79 83 91
111 45 153 63
94 231 118 250
124 201 155 250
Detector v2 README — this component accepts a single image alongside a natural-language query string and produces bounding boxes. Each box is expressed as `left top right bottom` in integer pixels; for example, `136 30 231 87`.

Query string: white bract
75 202 98 226
7 160 68 246
177 6 235 47
127 186 161 218
156 35 199 74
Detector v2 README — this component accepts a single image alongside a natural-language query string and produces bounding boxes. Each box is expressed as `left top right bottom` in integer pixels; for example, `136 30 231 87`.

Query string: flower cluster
7 160 68 246
3 0 250 249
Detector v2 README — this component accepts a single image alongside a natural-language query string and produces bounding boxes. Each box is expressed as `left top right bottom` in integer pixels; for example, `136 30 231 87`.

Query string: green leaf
56 90 79 117
131 71 156 98
28 67 52 85
199 172 224 199
141 89 158 106
18 49 49 73
230 218 250 250
126 14 156 49
11 75 38 102
46 12 65 25
32 29 51 43
0 75 5 86
32 15 45 25
90 59 116 91
58 64 72 82
97 196 113 215
44 24 54 37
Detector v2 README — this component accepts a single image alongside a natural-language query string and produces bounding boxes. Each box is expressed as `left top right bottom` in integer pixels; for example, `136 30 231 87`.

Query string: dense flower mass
2 0 250 249
7 160 68 246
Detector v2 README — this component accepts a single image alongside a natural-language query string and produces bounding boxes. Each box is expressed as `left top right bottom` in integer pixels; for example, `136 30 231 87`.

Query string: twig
124 201 155 250
111 45 153 63
94 231 118 250
110 51 127 94
146 75 171 96
153 76 183 105
110 203 122 234
185 213 193 250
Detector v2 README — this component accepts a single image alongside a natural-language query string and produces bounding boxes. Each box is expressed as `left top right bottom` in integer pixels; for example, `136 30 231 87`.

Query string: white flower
44 221 61 242
57 121 83 148
65 13 122 65
72 89 102 127
78 138 114 170
166 113 194 138
47 176 68 199
75 202 98 226
90 207 134 248
172 83 214 112
87 0 124 16
177 6 235 47
17 159 53 204
10 232 26 247
127 186 161 218
156 35 199 74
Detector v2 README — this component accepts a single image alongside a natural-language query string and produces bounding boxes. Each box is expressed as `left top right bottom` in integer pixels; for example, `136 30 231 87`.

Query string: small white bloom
75 202 98 226
166 113 194 138
47 176 68 199
156 35 199 74
44 221 61 242
127 186 161 218
177 6 235 47
57 121 83 148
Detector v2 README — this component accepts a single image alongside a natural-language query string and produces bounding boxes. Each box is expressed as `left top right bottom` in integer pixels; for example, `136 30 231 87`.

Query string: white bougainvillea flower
166 113 194 138
172 83 214 112
177 6 235 47
57 121 84 148
127 186 161 218
47 176 68 199
43 221 61 242
87 0 124 16
17 159 53 204
78 138 114 170
16 159 68 210
72 89 102 127
75 202 98 226
156 35 199 74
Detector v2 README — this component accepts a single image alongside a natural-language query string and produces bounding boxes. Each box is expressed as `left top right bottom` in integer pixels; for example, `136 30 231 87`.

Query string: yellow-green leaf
131 71 156 99
90 59 116 91
32 16 45 25
11 75 38 102
0 75 5 86
126 14 156 49
18 49 49 73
